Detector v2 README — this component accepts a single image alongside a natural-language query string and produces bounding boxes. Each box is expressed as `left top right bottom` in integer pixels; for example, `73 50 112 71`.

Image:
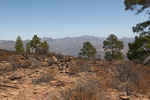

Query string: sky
0 0 148 40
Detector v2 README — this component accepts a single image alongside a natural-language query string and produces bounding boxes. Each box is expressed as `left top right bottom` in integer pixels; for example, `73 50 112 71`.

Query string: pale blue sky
0 0 148 40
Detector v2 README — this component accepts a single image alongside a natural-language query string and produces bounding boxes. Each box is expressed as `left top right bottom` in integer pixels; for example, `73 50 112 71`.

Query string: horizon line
0 35 136 41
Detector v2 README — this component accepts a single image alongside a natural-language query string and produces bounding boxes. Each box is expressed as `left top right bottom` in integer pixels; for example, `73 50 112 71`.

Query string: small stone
52 56 58 63
33 92 37 94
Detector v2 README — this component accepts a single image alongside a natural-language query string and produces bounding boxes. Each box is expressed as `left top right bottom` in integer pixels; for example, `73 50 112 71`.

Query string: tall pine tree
124 0 150 63
15 36 25 52
103 34 124 64
30 35 41 53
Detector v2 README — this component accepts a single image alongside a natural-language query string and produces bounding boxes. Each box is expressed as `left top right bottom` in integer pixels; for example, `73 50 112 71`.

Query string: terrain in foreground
0 49 150 100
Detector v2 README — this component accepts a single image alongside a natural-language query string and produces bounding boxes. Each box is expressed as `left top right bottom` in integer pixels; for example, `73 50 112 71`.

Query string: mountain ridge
0 35 134 57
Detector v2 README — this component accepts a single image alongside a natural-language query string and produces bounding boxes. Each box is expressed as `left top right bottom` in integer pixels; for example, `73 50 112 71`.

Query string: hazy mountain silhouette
0 35 134 57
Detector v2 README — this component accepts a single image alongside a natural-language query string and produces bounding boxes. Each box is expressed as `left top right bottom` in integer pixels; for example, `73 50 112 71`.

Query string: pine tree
15 36 25 52
103 34 124 64
78 41 97 59
37 40 49 54
26 42 30 53
30 35 41 53
124 0 150 15
127 36 150 63
124 0 150 63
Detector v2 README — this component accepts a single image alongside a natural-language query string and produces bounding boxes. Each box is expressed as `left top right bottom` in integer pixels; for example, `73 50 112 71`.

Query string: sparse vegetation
54 78 104 100
114 61 138 96
0 49 150 99
125 0 150 65
103 34 124 64
0 0 150 99
30 35 41 53
76 59 90 72
33 73 54 85
26 42 31 53
36 40 49 54
78 41 97 59
15 36 25 52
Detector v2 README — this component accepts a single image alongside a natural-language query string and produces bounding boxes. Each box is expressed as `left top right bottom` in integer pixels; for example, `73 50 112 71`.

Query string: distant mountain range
0 35 134 58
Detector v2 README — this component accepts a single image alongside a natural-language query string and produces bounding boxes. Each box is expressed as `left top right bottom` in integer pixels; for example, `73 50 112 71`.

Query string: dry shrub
91 58 99 64
76 59 90 72
112 61 150 94
23 60 31 68
0 64 12 75
55 54 64 60
9 57 32 70
135 66 150 92
0 49 17 57
48 58 54 66
47 52 64 60
113 61 139 96
0 57 21 72
33 73 54 85
89 58 104 68
0 56 9 62
28 57 41 69
47 52 58 57
70 79 102 100
70 81 106 100
52 77 109 100
69 64 80 75
16 60 31 68
69 59 90 75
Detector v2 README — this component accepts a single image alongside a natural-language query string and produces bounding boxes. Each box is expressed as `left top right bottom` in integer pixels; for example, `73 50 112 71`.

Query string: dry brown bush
0 57 21 73
113 61 140 96
134 66 150 93
47 52 64 60
51 77 109 100
69 59 90 75
69 64 80 75
48 58 54 66
33 73 54 85
76 59 90 72
9 57 32 70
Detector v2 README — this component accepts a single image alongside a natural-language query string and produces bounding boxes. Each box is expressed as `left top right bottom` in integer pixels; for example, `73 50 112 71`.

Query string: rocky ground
0 50 150 100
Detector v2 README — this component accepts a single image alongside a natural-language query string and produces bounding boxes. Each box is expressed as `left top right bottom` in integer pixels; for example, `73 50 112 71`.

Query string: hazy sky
0 0 148 40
